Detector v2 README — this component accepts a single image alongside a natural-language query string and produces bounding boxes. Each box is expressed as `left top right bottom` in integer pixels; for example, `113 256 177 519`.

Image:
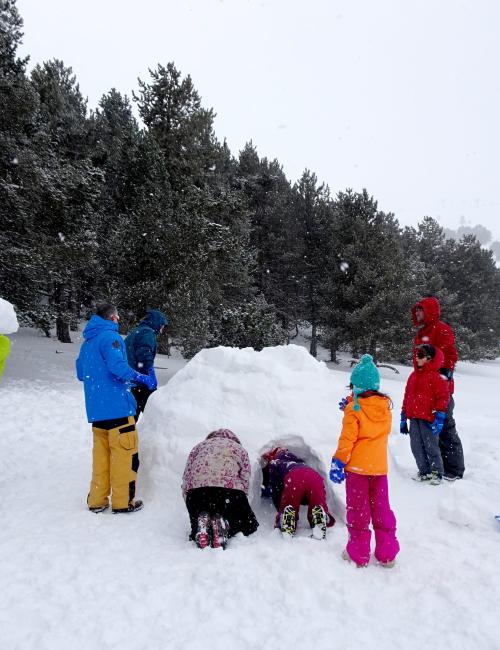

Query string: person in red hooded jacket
401 344 450 484
411 296 465 480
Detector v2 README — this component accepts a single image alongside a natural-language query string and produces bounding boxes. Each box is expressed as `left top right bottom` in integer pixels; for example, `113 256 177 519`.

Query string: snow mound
0 298 19 334
140 345 347 513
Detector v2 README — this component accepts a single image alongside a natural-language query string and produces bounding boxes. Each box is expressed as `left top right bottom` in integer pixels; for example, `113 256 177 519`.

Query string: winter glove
329 457 346 484
400 411 409 434
338 396 349 411
261 484 272 499
132 368 158 391
431 411 446 436
439 367 454 381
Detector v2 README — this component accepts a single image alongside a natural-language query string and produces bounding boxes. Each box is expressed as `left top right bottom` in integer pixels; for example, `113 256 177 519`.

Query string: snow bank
141 345 347 514
0 298 19 334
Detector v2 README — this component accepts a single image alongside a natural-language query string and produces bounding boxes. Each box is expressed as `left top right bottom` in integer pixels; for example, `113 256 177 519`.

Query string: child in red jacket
401 344 450 485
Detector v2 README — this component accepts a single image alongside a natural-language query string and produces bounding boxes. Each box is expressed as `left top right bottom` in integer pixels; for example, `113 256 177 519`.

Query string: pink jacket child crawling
182 429 259 549
261 447 335 540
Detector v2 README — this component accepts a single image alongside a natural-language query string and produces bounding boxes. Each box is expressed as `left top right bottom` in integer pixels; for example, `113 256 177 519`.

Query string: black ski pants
439 395 465 479
185 487 259 539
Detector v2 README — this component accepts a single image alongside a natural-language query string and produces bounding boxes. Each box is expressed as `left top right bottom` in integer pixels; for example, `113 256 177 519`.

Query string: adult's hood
355 395 391 422
140 310 168 334
83 315 118 340
205 428 241 445
412 297 440 327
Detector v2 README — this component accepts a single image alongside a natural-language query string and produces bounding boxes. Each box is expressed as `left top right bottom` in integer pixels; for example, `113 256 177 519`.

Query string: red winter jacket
403 346 450 421
412 296 458 393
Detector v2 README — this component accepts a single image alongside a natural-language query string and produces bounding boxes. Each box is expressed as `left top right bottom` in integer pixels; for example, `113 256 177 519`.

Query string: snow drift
0 297 19 334
141 345 348 518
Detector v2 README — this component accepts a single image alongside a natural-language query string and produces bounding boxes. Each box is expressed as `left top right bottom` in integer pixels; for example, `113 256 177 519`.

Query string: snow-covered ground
1 328 499 650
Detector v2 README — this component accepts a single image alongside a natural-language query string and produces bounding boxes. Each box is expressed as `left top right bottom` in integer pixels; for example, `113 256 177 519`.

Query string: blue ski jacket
76 315 137 423
125 310 167 373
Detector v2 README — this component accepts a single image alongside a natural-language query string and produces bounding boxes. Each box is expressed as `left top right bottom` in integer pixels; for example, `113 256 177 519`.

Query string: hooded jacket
412 297 458 393
334 395 392 475
403 346 450 421
125 310 167 374
261 449 306 510
76 315 137 423
181 429 251 498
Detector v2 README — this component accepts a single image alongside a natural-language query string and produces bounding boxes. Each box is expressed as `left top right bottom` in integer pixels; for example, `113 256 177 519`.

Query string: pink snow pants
345 471 399 566
279 466 333 526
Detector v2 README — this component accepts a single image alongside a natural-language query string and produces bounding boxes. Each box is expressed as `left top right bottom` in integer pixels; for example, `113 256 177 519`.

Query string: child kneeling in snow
182 429 259 549
261 447 335 539
400 343 450 485
330 354 400 568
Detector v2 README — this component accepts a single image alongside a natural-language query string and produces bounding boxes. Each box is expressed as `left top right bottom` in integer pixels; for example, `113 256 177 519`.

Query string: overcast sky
16 0 500 240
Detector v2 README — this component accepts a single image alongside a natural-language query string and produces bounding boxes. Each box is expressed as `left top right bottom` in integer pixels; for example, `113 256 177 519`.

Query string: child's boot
195 511 211 549
428 471 442 486
310 505 327 540
211 514 229 549
412 472 431 482
280 505 296 538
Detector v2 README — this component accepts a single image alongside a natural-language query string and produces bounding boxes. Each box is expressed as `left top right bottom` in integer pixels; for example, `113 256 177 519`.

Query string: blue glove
329 457 346 484
400 411 409 434
338 397 349 411
132 368 157 391
431 411 446 436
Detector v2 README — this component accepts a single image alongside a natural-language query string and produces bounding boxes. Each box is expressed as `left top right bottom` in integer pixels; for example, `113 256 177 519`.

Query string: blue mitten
338 397 349 411
400 411 409 434
431 411 446 436
133 368 157 391
329 457 346 484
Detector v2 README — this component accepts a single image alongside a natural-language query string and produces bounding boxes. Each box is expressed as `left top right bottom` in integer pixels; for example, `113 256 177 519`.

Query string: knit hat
350 354 380 411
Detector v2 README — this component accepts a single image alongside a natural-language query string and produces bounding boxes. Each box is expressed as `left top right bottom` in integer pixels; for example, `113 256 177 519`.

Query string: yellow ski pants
88 416 140 511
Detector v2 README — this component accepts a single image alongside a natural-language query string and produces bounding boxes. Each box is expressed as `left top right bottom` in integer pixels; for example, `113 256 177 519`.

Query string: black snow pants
439 395 465 479
185 487 259 540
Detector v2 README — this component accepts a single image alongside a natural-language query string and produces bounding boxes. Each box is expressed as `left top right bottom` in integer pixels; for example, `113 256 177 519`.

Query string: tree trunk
330 344 337 363
309 321 317 357
56 317 72 343
54 282 72 343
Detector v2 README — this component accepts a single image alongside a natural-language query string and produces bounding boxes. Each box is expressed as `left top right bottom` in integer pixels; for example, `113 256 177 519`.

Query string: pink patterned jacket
181 429 251 498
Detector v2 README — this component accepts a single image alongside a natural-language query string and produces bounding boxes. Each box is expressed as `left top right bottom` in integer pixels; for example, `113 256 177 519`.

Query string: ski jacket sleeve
402 375 413 414
238 448 251 495
431 373 450 413
181 447 198 499
75 356 84 382
334 407 360 465
99 333 136 382
134 328 156 372
435 323 458 370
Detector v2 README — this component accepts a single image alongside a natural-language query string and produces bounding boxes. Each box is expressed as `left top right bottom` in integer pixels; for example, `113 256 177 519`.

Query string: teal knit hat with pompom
350 353 380 411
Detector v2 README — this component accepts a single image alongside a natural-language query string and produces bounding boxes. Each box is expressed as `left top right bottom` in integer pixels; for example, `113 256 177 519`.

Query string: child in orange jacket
330 354 400 568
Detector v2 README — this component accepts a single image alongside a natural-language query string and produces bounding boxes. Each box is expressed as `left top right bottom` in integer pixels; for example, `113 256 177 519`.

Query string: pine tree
29 60 103 342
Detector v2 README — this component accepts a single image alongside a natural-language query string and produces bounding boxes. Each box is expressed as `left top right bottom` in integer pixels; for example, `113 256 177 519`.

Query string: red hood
417 345 444 373
412 296 441 327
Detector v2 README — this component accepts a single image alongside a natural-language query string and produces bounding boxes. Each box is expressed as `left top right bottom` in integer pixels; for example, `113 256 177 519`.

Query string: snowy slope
0 329 499 650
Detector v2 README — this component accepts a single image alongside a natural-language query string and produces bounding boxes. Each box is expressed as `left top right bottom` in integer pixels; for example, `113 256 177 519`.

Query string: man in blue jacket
76 303 157 513
125 309 168 420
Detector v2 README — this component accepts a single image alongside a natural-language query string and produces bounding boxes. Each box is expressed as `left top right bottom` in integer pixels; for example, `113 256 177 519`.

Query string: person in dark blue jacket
125 309 168 420
76 303 157 514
